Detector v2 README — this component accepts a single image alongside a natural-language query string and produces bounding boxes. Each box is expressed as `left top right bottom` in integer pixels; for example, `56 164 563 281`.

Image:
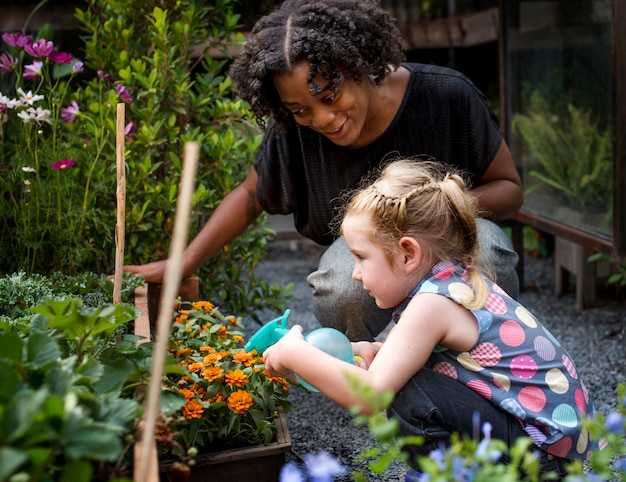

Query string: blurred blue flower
280 461 305 482
605 412 624 435
305 451 347 482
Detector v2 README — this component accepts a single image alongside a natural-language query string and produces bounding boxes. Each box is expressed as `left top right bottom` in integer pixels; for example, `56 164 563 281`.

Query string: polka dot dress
412 261 598 460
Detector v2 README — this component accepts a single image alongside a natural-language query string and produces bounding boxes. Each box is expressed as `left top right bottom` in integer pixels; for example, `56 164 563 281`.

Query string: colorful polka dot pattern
418 261 597 460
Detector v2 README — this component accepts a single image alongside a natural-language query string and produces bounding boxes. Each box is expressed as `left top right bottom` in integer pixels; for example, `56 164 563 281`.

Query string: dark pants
389 368 570 479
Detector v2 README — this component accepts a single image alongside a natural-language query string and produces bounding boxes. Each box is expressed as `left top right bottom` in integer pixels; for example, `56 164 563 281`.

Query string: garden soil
244 220 626 481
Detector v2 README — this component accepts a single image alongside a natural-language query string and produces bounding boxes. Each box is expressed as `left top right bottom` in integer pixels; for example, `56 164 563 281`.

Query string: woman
124 0 523 341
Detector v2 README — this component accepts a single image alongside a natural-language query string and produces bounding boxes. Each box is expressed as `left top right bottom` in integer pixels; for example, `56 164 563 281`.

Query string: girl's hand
263 325 305 380
351 341 382 369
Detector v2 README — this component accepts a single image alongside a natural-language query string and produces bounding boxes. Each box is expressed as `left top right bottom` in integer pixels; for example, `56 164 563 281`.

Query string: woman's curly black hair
228 0 406 132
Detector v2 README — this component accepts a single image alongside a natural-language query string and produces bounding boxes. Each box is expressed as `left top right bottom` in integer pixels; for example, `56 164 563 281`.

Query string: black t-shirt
254 62 502 245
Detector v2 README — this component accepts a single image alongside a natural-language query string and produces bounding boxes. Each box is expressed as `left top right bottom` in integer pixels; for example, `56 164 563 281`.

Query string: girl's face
272 61 375 148
342 214 415 309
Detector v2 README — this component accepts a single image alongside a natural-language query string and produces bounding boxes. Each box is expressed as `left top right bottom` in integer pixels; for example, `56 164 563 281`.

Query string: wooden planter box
160 409 291 482
133 283 292 482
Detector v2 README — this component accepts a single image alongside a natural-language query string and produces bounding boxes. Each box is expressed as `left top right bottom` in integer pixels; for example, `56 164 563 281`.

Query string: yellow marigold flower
200 322 211 332
233 351 255 366
187 362 204 373
202 366 224 382
185 326 193 333
178 388 194 401
203 353 222 365
232 334 244 345
182 399 204 419
193 300 214 313
225 369 248 387
208 391 226 404
227 390 253 414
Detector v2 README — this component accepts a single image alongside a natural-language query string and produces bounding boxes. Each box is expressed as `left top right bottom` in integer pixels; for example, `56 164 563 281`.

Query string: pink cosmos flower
0 52 17 73
24 38 54 59
49 50 73 64
115 83 134 103
61 101 80 124
97 70 112 82
2 32 32 48
124 122 137 142
23 61 43 82
51 158 76 170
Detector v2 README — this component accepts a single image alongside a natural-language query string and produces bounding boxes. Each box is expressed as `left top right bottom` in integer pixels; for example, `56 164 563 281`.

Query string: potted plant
148 299 293 481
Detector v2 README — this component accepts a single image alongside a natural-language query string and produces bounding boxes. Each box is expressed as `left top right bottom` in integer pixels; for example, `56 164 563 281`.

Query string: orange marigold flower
202 353 222 365
200 345 215 353
225 369 248 387
227 390 253 414
175 311 189 324
217 326 228 340
226 315 238 325
178 388 194 401
182 399 204 419
175 347 193 357
208 391 226 403
233 351 255 366
202 366 224 382
187 362 204 373
193 300 214 313
232 334 244 345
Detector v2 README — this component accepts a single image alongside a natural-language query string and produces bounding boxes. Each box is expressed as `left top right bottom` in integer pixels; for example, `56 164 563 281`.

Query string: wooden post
136 142 200 482
113 103 126 305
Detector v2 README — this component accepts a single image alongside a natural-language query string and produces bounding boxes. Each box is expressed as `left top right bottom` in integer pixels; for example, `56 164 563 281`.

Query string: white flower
17 87 44 106
16 107 51 124
21 166 36 173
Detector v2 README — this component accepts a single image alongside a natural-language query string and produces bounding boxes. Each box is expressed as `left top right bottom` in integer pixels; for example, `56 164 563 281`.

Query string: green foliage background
1 0 288 319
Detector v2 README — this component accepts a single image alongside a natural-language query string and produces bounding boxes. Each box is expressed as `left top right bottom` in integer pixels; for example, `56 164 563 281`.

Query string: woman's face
272 61 374 148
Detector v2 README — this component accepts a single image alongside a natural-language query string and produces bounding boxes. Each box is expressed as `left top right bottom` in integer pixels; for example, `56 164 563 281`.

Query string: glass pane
505 0 613 238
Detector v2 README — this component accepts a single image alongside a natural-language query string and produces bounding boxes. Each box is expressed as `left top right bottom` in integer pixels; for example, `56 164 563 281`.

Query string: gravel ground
245 237 626 481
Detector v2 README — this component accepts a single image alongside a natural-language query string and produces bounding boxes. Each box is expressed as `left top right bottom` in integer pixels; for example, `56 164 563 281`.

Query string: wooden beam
404 7 500 50
0 5 82 32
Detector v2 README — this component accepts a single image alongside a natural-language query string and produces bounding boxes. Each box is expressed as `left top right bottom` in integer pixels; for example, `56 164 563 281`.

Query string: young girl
263 159 597 478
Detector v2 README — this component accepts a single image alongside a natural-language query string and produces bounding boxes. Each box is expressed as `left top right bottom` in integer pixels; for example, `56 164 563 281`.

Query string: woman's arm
470 139 523 220
124 167 264 282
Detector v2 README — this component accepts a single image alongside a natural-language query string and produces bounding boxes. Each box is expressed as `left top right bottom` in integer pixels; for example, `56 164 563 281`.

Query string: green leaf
0 447 28 480
0 332 24 363
60 459 93 482
26 331 61 369
64 422 122 461
0 361 20 403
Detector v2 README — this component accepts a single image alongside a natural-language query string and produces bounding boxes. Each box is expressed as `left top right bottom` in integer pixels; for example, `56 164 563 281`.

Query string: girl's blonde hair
338 158 490 309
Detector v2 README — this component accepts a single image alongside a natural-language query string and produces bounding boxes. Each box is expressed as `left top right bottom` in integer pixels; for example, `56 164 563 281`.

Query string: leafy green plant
0 297 146 482
74 0 289 320
588 252 626 288
0 271 142 331
512 91 612 216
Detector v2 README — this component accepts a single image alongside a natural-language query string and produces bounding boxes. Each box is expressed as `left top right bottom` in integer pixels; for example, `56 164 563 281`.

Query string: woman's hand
123 260 168 283
351 341 382 369
263 325 305 381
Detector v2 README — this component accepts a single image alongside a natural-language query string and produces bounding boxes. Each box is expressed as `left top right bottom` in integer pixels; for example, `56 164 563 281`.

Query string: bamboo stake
113 103 126 305
136 142 200 482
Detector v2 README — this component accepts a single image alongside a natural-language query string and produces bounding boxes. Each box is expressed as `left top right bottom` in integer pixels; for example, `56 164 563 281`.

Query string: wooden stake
113 103 126 305
136 142 200 482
